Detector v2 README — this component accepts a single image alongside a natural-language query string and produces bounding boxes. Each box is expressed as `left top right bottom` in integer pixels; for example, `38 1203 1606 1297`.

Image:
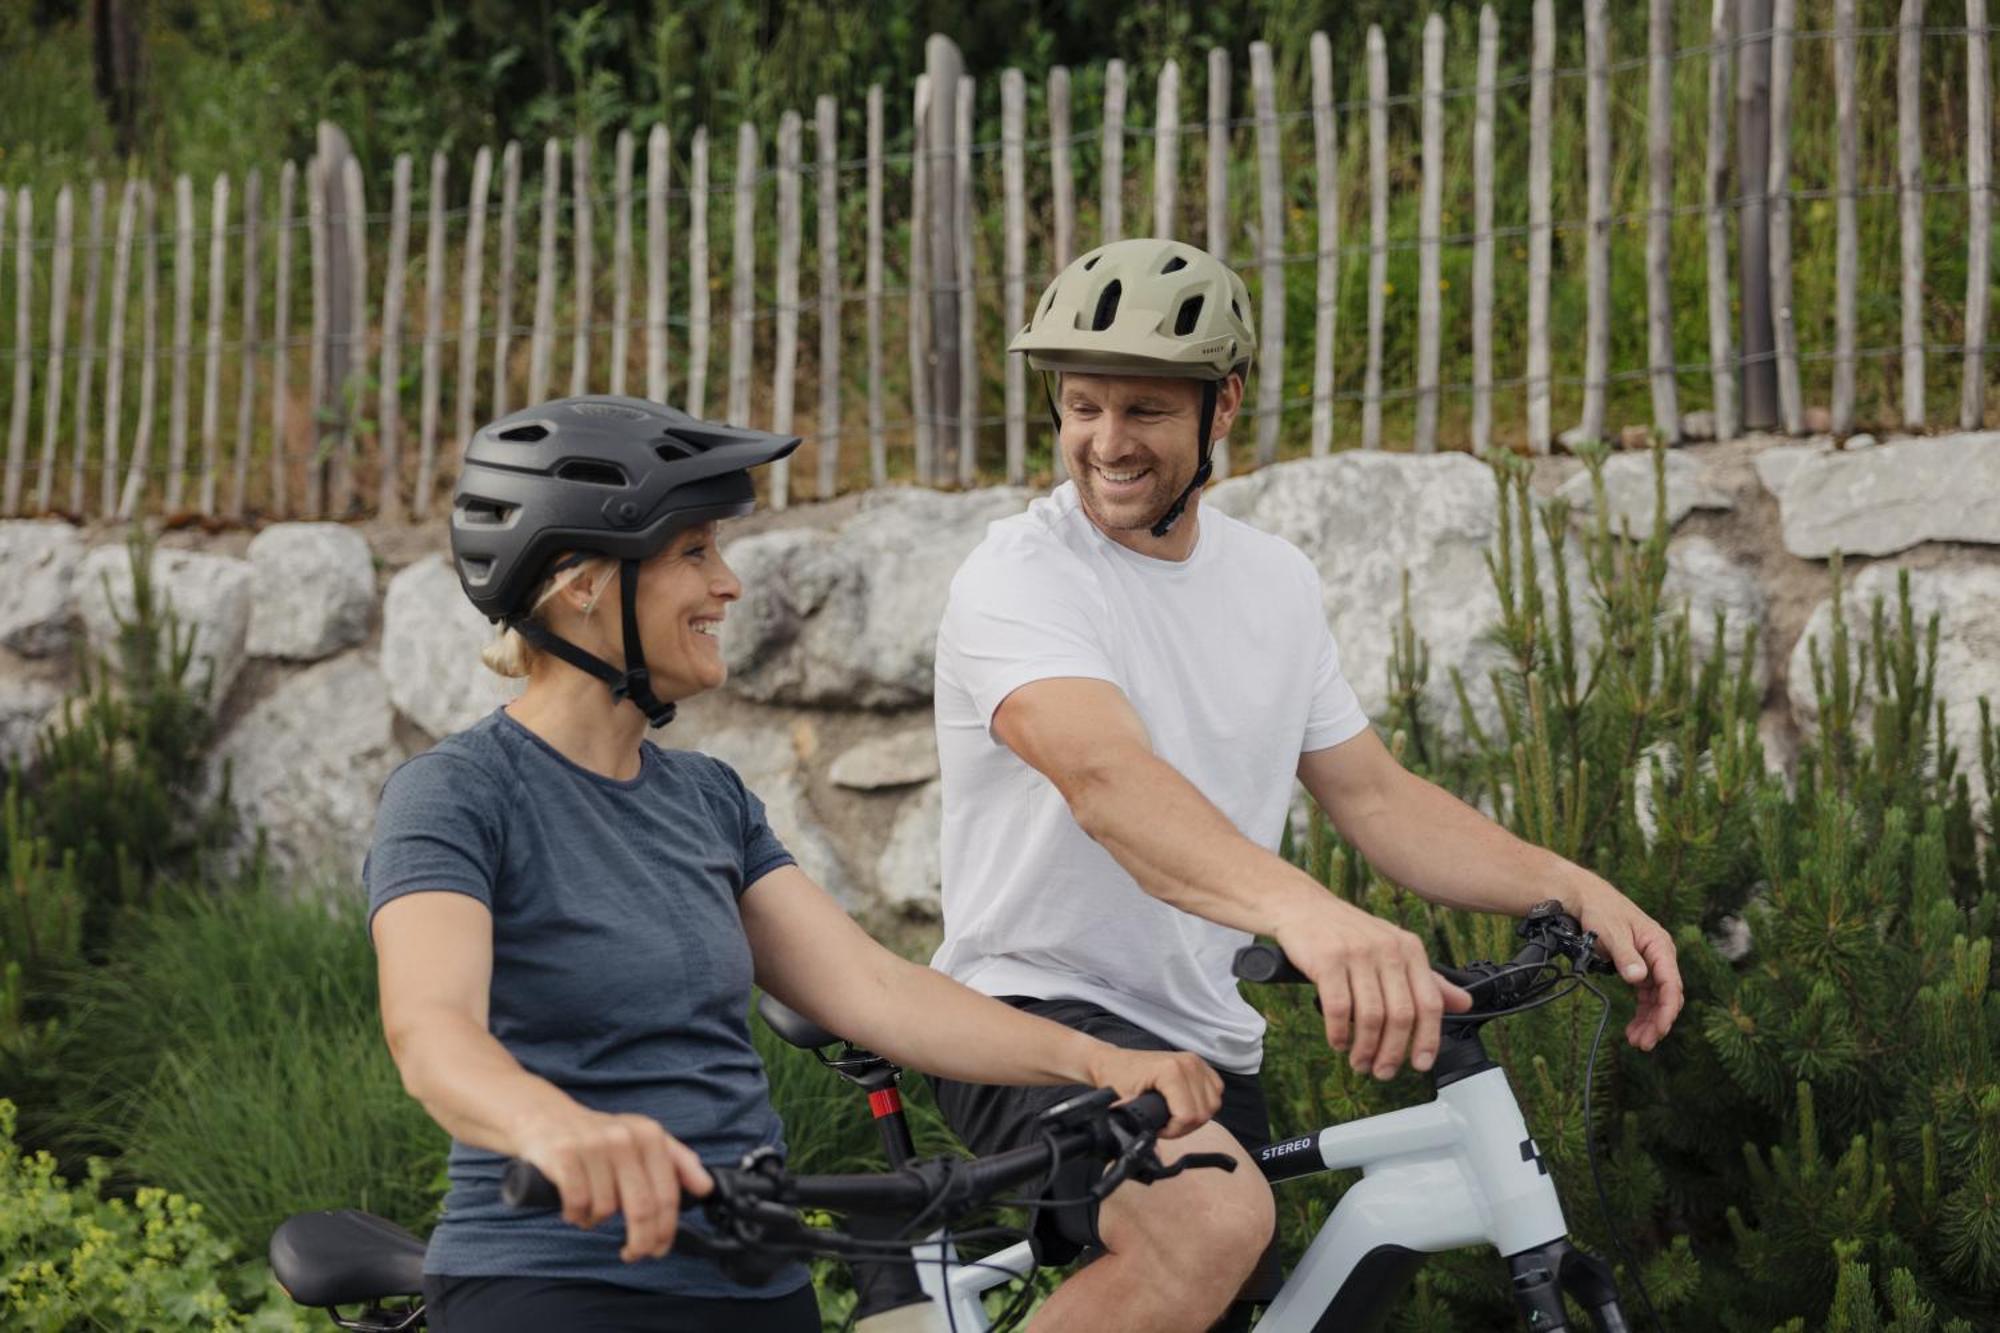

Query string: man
927 239 1683 1333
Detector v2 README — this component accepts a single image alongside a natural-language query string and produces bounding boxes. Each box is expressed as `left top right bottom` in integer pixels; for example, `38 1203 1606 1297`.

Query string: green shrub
0 1100 309 1332
54 886 445 1255
1254 448 1998 1331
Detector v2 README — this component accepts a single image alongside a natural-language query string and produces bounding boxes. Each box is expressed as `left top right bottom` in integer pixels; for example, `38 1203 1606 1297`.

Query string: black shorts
929 995 1274 1273
420 1273 818 1332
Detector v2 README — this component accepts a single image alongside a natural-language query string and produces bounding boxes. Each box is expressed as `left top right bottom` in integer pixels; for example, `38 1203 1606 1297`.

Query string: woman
365 396 1221 1333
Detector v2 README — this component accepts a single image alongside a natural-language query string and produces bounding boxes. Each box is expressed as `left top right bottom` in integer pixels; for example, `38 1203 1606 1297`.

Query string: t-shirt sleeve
363 753 506 926
706 758 797 892
1299 558 1371 751
939 535 1122 730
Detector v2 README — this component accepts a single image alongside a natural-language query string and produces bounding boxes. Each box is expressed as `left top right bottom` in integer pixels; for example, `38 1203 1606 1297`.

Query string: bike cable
1578 976 1667 1333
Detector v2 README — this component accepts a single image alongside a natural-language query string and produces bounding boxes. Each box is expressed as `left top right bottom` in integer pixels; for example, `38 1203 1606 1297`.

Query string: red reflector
868 1088 904 1119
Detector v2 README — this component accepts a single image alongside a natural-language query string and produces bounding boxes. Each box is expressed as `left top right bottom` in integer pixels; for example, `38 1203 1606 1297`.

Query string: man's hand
1570 880 1683 1050
1084 1045 1225 1140
1272 896 1473 1080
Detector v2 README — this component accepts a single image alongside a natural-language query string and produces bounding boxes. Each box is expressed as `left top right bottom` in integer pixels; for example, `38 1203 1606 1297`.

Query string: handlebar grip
501 1159 561 1211
1233 942 1312 984
1118 1090 1170 1132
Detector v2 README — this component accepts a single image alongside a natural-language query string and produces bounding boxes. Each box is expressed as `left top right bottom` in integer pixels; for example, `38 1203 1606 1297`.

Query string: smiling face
1056 372 1242 549
546 522 741 702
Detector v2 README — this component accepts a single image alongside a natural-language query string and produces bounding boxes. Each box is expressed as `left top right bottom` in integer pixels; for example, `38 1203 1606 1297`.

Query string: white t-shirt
929 482 1370 1073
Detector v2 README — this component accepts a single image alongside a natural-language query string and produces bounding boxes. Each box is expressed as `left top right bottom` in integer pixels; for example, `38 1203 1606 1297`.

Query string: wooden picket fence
0 1 1994 523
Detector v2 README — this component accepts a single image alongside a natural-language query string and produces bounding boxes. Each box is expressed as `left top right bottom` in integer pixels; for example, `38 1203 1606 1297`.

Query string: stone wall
3 430 1995 913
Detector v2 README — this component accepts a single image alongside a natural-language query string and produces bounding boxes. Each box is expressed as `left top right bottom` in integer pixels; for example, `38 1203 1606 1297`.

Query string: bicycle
269 903 1643 1332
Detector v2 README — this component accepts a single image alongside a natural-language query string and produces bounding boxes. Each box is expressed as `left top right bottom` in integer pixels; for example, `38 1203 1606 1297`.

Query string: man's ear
1210 371 1247 440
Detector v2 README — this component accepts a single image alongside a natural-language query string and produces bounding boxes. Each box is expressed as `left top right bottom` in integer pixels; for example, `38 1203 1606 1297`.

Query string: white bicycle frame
855 1062 1573 1333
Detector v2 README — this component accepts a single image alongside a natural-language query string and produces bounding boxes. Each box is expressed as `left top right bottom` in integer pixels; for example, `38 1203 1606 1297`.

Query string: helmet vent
1161 255 1188 274
458 499 517 527
1231 297 1242 320
656 439 698 462
1174 295 1205 337
1090 281 1123 332
498 423 550 443
571 401 648 420
554 460 629 487
1082 253 1101 270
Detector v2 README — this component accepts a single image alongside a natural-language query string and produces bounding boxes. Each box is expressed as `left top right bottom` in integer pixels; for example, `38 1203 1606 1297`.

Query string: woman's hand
515 1107 715 1262
1083 1044 1225 1140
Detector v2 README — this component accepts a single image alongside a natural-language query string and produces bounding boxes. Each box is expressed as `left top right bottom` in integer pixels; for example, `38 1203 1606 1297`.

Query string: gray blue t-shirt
364 707 806 1298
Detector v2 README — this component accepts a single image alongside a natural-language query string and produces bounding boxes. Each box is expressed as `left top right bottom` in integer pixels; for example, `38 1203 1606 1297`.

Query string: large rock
1788 562 2000 810
210 653 404 885
0 675 63 771
723 487 1034 708
76 544 254 707
1556 451 1733 542
1207 452 1582 745
0 521 87 657
1772 432 2000 558
683 722 859 908
1663 536 1770 688
380 555 519 739
829 727 938 790
875 780 942 909
245 522 376 660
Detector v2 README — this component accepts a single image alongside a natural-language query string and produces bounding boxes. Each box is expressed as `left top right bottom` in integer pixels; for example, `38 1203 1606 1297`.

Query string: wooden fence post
729 121 758 430
1363 27 1387 452
1416 17 1444 454
0 191 11 514
1647 0 1681 444
37 185 75 513
1207 48 1229 260
611 128 634 397
4 189 27 514
72 179 105 514
910 74 934 485
646 124 670 405
530 138 559 407
1003 68 1028 483
925 37 962 477
104 178 137 517
817 94 841 499
494 140 521 418
196 175 225 514
1706 0 1740 444
1737 0 1778 430
334 154 366 513
457 145 492 449
119 184 159 519
229 169 259 517
377 152 412 522
1769 0 1804 434
866 84 887 487
1831 0 1859 435
688 127 711 418
1050 66 1075 272
571 135 594 396
1250 41 1283 467
1898 0 1926 429
1310 33 1338 458
1527 0 1554 453
1963 0 1992 428
956 74 976 488
1102 58 1126 245
166 174 193 513
1472 8 1496 456
1578 0 1611 447
270 162 294 516
773 109 801 509
1154 59 1179 239
417 152 448 515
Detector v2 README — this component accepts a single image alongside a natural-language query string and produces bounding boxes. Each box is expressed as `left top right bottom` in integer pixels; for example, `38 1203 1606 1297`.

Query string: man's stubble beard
1068 452 1195 534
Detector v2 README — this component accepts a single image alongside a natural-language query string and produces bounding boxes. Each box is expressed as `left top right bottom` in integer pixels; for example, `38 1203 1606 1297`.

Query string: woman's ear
555 561 616 617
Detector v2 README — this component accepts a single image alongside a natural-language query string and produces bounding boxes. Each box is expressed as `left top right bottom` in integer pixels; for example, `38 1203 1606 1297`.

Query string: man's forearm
1066 750 1325 934
1330 767 1601 915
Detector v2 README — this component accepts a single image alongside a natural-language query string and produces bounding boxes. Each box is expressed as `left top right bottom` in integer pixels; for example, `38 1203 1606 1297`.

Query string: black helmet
450 395 800 727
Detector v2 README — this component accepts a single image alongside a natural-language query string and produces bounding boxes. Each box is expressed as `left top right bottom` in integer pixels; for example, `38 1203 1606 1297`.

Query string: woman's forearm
389 1010 582 1157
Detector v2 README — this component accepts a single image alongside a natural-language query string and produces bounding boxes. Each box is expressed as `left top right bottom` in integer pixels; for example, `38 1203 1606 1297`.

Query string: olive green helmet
1009 238 1257 381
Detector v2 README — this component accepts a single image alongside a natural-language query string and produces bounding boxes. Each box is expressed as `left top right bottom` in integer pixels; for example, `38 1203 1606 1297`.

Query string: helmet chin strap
1149 378 1219 539
506 558 678 728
